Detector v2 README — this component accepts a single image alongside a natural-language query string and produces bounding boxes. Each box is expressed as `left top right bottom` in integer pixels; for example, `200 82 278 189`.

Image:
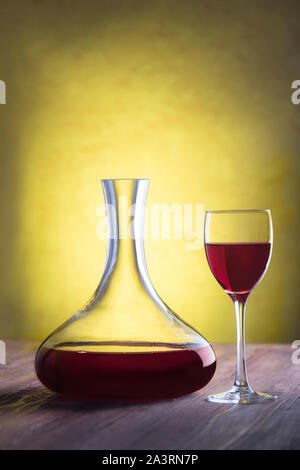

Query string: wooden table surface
0 340 299 450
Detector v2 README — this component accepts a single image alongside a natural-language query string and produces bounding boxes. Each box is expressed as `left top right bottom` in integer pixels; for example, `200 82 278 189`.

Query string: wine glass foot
206 386 277 404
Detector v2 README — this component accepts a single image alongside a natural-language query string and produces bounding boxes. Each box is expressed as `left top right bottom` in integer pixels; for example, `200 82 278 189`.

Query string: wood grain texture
0 341 299 450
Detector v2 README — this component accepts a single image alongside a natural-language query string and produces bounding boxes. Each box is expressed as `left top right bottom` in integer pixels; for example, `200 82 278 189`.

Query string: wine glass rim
205 209 271 214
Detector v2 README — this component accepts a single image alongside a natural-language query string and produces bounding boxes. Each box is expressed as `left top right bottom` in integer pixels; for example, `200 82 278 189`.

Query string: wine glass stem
233 300 250 390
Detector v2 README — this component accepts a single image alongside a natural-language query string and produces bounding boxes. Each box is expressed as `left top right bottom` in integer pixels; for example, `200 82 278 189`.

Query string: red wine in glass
205 242 271 303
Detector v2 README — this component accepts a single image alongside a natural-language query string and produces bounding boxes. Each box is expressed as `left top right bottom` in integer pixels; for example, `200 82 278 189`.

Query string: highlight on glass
204 209 276 404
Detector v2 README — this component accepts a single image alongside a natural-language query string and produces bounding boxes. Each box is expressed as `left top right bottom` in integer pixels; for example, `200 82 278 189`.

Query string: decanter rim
101 178 150 182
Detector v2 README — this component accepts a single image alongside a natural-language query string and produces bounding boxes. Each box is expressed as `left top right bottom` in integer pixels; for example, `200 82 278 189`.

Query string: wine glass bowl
204 210 276 404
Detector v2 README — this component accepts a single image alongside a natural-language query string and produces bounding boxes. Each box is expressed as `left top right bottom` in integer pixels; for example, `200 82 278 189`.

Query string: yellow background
0 0 299 343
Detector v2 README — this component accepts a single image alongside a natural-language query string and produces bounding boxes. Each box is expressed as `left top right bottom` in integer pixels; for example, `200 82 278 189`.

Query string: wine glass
204 209 276 404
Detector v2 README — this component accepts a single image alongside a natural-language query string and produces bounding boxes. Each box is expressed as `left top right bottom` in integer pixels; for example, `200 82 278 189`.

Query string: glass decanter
35 179 216 402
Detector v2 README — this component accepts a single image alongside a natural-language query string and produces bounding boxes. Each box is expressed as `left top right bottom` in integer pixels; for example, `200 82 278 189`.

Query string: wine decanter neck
92 179 150 300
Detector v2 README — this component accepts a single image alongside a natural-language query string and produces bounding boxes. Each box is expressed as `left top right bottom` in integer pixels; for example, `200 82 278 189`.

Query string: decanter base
36 344 216 402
